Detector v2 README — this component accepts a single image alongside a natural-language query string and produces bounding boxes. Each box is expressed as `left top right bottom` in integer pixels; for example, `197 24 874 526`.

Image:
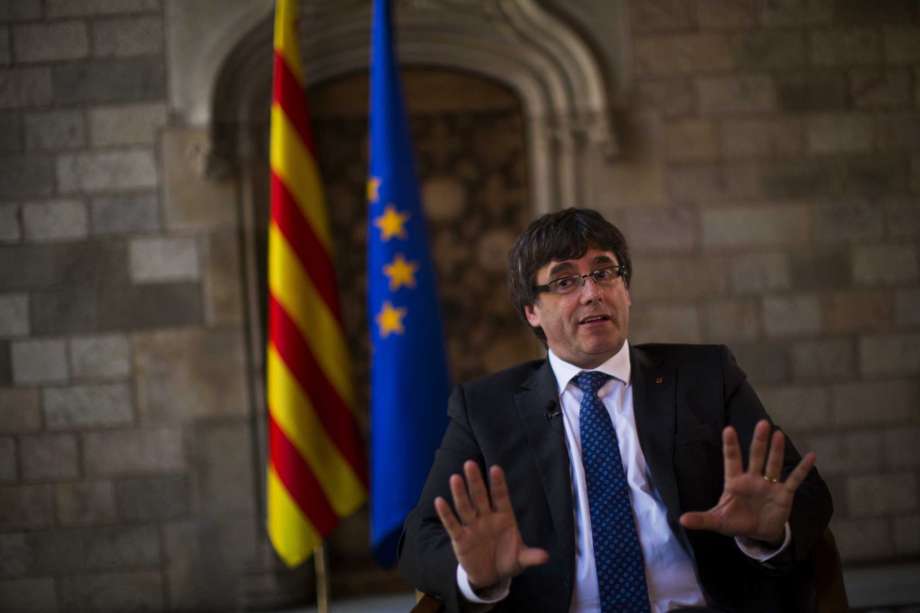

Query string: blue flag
367 0 451 567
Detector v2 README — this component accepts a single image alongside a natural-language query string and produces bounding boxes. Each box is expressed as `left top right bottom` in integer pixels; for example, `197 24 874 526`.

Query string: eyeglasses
533 265 627 295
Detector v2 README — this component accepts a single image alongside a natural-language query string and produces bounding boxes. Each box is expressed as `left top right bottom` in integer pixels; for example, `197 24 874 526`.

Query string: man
399 208 833 612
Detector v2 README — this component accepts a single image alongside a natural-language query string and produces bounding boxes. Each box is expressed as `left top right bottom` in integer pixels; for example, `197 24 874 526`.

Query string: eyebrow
546 255 616 279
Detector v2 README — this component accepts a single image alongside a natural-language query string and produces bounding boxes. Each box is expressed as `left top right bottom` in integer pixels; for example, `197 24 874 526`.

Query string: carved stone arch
206 0 618 213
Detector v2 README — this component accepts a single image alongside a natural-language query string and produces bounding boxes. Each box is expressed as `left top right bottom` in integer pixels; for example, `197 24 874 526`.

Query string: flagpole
314 544 330 613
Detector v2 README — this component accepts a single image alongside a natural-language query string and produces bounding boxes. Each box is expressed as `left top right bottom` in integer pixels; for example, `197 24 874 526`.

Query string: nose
578 274 604 303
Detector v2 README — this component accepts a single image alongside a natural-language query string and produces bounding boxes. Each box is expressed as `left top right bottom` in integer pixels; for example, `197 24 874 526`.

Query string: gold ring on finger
762 475 779 483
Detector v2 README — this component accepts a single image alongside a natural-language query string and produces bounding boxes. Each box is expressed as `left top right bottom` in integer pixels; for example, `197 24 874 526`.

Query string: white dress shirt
457 340 789 611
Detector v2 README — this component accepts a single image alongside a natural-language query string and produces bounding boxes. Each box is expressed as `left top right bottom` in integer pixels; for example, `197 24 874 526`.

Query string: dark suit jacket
398 344 833 613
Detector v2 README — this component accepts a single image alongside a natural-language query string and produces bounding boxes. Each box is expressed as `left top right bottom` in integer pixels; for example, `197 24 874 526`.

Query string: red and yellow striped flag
266 0 368 567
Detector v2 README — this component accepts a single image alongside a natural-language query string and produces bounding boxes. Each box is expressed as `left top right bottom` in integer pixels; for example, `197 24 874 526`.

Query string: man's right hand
434 460 549 591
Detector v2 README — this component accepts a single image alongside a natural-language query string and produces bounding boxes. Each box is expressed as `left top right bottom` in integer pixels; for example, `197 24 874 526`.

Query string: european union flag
367 0 451 567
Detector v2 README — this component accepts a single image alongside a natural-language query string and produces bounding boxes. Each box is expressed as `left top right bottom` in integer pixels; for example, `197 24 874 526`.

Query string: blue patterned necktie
575 370 651 613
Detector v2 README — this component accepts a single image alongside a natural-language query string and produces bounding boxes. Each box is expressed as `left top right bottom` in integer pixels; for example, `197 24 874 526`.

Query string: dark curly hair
507 208 631 342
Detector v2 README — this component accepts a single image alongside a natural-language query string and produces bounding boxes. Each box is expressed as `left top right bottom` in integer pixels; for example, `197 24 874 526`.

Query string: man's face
523 248 631 369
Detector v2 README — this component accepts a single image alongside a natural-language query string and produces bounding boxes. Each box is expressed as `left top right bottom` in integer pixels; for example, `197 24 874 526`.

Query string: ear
524 303 541 328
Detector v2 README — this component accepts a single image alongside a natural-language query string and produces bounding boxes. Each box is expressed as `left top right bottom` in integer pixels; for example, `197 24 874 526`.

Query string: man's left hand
679 419 816 545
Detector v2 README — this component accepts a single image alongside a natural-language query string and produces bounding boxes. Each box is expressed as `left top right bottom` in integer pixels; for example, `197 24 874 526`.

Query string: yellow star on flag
374 204 410 241
383 254 418 290
376 301 407 337
367 177 381 203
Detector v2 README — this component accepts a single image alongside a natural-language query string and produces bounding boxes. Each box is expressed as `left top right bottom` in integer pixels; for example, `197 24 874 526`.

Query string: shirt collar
547 340 631 395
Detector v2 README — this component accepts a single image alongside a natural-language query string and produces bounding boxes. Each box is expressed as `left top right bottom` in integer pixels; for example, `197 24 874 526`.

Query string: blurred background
0 0 918 611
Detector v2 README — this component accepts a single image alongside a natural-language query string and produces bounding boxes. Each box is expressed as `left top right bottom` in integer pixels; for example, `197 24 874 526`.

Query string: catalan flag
368 0 451 566
266 0 368 568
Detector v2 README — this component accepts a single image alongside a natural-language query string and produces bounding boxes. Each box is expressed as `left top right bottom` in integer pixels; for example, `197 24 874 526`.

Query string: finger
679 511 723 533
464 460 490 516
434 496 465 542
449 473 477 524
764 429 785 481
488 465 512 513
518 547 550 569
783 451 817 494
747 419 771 475
722 426 742 480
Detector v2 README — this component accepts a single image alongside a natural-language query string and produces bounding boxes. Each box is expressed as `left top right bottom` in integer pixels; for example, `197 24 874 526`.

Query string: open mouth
578 314 611 325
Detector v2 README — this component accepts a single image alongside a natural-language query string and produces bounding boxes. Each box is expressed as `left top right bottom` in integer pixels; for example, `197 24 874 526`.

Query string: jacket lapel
514 360 575 597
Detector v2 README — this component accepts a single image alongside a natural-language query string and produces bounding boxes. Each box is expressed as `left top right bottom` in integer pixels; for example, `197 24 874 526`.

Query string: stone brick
697 75 777 114
0 533 30 577
0 155 54 198
2 526 160 575
630 256 728 301
662 119 718 162
83 427 184 476
760 0 834 27
24 110 85 151
806 113 874 154
0 67 52 109
732 341 789 383
0 293 27 336
704 300 761 342
90 191 159 235
0 436 13 481
89 102 166 146
60 571 163 612
788 247 856 293
887 200 920 239
832 517 892 560
629 304 701 344
70 334 130 379
56 481 116 526
836 0 916 24
635 79 695 118
22 199 88 242
776 71 849 111
93 16 163 57
732 30 807 70
696 0 755 28
884 427 920 468
824 290 893 334
666 162 762 204
913 155 920 194
840 156 908 196
0 113 20 152
763 295 822 337
11 338 67 384
811 28 881 66
44 383 133 430
853 244 919 285
192 422 254 515
805 431 883 476
730 252 791 294
860 333 920 376
20 433 78 481
129 236 199 283
814 198 885 243
51 58 165 105
849 472 917 516
0 203 19 242
161 128 238 230
719 117 804 159
0 485 53 529
622 207 697 253
791 338 856 379
635 33 735 76
96 282 203 331
630 0 693 32
0 340 11 384
13 21 88 63
763 385 833 432
116 475 188 520
701 205 811 248
0 0 42 21
133 328 247 422
874 113 920 151
0 26 9 65
894 515 920 556
0 241 127 291
48 0 160 17
895 289 920 326
832 379 917 426
203 230 243 325
0 578 57 612
0 388 40 433
30 287 99 335
850 68 913 110
57 149 157 193
885 27 920 64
